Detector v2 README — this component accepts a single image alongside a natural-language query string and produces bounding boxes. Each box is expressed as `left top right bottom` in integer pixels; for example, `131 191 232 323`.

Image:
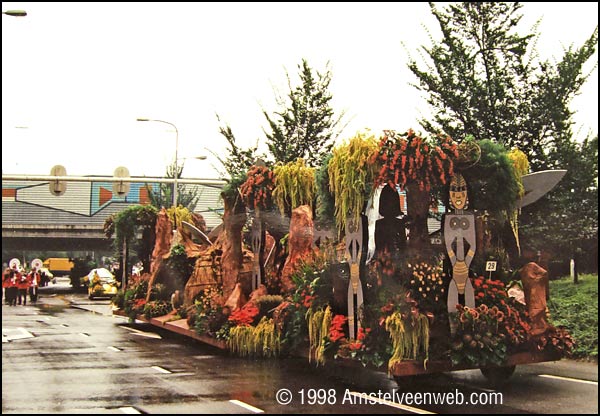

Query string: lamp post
137 118 180 208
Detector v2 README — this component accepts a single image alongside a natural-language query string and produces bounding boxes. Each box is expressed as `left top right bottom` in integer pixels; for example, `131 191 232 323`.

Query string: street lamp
136 118 180 209
2 10 27 16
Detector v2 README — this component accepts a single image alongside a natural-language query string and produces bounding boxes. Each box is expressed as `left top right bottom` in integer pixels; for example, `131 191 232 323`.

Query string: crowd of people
2 265 44 306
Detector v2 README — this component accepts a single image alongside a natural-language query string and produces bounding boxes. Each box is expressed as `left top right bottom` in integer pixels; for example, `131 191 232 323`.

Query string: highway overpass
2 176 224 261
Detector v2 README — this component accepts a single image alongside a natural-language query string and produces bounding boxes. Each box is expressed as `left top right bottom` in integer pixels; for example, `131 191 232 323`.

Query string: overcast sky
2 2 597 180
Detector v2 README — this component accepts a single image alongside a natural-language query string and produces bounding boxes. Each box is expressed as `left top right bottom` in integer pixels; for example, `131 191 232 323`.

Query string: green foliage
449 305 508 368
277 260 332 354
164 244 196 290
103 204 158 276
220 175 247 207
548 274 598 359
123 279 149 321
272 158 316 216
520 136 598 269
314 153 335 226
462 139 521 214
212 114 265 181
264 59 346 167
147 162 200 211
255 295 284 318
143 300 172 320
408 2 598 267
191 286 226 336
408 3 597 164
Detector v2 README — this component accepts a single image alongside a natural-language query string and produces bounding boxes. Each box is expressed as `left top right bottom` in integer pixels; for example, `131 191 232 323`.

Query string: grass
548 274 598 360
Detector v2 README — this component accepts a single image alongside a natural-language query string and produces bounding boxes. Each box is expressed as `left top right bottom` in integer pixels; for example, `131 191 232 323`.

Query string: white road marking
119 406 142 414
539 374 598 385
121 326 162 339
151 365 172 374
2 327 35 341
229 399 264 413
348 392 435 414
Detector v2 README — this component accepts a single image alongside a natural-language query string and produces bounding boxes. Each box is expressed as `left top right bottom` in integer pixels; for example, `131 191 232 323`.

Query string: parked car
83 268 118 300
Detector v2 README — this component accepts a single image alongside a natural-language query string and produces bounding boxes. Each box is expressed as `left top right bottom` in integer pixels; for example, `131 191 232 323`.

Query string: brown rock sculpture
224 282 247 311
151 208 173 273
218 192 247 300
280 205 315 293
520 262 550 337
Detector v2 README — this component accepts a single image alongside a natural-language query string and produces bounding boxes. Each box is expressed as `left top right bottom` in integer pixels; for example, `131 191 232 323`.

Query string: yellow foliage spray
385 312 429 374
306 306 333 365
227 317 281 358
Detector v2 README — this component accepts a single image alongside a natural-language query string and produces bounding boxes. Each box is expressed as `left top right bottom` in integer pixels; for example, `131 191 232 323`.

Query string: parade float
112 129 573 386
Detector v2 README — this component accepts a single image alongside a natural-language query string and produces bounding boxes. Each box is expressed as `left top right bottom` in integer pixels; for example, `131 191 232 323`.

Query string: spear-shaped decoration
250 217 262 291
345 217 364 340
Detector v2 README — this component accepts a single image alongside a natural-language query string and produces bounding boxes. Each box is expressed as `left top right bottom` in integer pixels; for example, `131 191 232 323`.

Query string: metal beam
2 174 227 186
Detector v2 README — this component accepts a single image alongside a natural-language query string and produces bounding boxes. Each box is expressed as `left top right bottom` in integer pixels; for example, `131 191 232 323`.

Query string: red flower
302 295 314 308
228 304 259 326
329 315 347 343
348 341 362 351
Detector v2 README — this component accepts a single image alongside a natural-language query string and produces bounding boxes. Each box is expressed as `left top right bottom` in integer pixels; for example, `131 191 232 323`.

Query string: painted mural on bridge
2 181 155 216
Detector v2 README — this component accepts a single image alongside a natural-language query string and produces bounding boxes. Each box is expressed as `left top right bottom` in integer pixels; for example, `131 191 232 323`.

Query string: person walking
17 268 28 306
28 267 41 304
3 267 11 304
6 268 18 306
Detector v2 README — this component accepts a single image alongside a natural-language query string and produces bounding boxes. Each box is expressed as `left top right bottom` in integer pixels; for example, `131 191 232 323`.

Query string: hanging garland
328 131 379 235
385 311 430 373
306 306 333 365
507 148 530 255
227 316 281 358
371 129 458 192
272 158 316 216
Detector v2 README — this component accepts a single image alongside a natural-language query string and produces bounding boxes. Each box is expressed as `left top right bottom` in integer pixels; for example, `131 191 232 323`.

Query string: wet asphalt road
2 288 598 414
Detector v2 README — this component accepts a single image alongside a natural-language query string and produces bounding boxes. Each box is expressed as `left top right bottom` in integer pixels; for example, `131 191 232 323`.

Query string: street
2 290 598 414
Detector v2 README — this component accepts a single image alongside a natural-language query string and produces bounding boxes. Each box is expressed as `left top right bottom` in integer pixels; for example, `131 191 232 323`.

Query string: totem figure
345 217 364 340
444 173 476 329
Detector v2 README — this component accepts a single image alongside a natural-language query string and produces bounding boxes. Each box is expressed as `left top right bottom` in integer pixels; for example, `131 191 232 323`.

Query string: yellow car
86 268 119 300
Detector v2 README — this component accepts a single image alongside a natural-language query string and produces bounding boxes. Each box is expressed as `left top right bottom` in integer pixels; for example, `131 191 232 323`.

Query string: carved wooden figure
444 173 476 324
345 217 364 340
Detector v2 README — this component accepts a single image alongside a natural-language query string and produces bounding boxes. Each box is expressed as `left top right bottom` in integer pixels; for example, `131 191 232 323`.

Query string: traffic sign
49 165 67 196
113 166 130 197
